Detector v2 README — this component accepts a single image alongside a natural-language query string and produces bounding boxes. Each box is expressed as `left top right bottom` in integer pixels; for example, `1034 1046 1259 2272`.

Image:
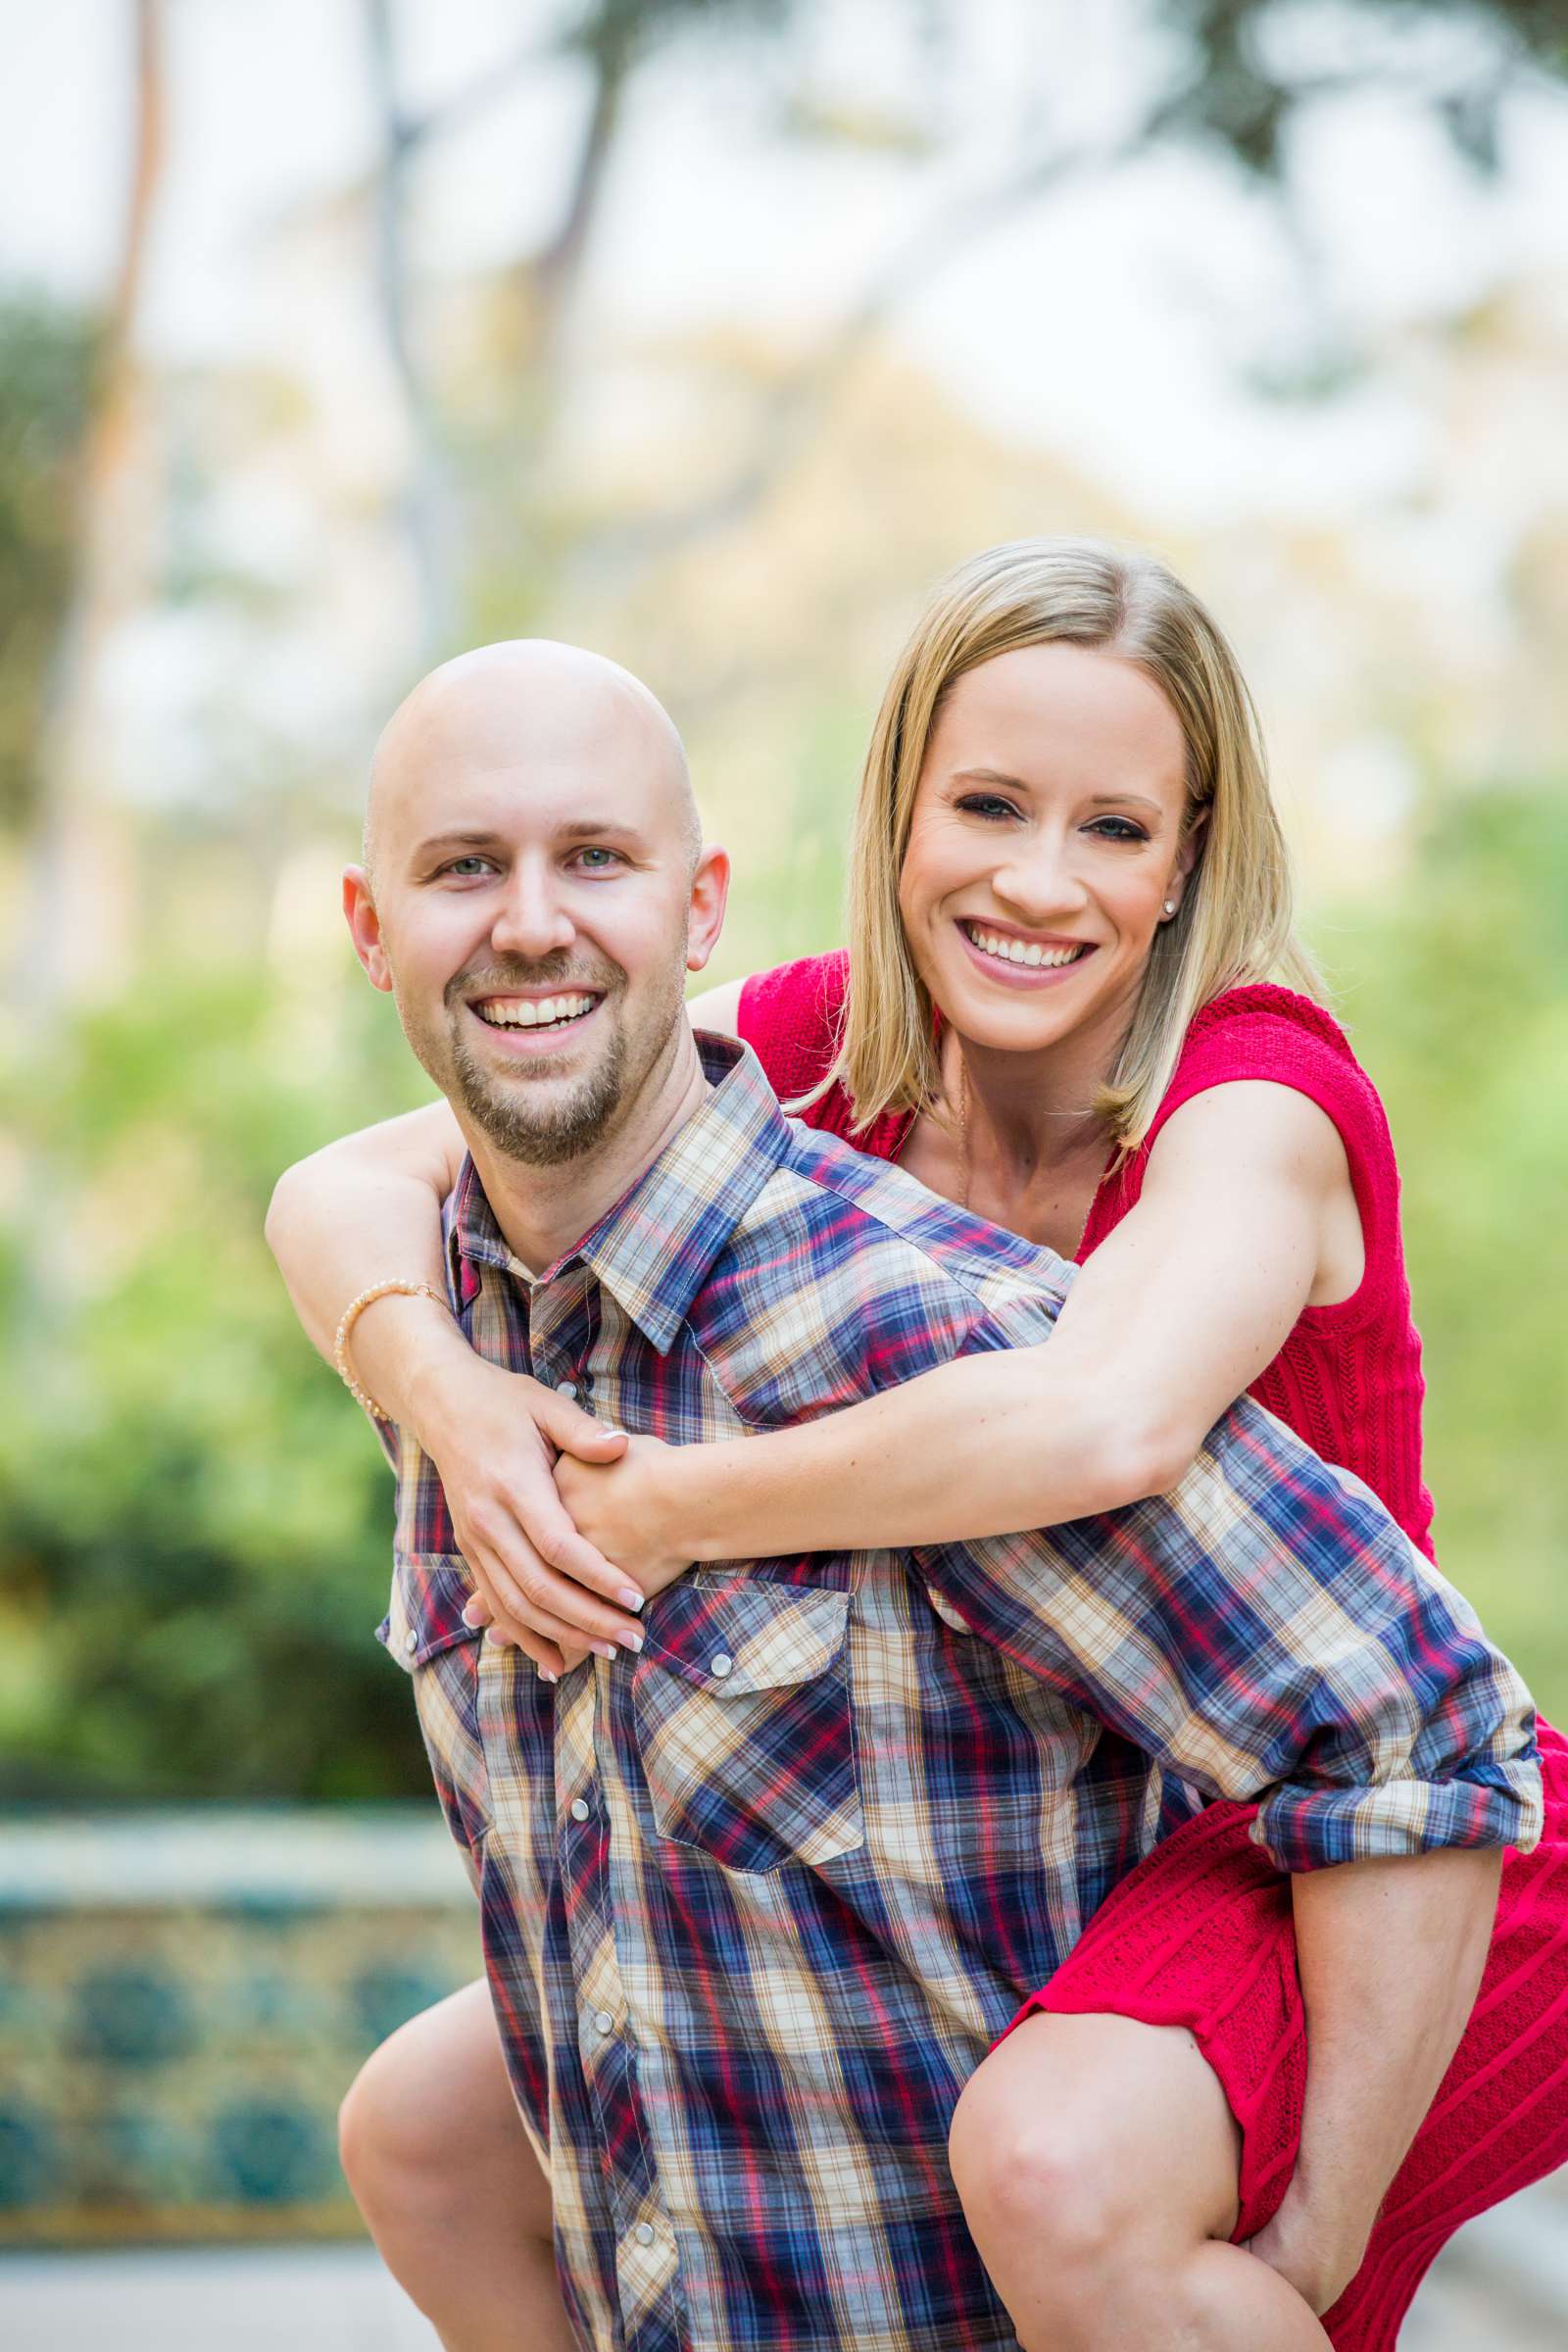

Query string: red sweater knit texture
737 953 1436 1558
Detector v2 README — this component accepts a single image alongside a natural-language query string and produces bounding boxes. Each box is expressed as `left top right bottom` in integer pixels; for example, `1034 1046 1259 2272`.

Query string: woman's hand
1244 2188 1369 2319
413 1352 650 1679
550 1438 697 1602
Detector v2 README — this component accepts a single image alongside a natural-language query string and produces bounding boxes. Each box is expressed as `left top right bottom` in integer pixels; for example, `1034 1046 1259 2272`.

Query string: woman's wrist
674 1435 774 1565
350 1290 470 1439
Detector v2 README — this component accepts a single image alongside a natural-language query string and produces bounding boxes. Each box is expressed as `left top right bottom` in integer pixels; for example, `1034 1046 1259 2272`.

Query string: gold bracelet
333 1280 449 1422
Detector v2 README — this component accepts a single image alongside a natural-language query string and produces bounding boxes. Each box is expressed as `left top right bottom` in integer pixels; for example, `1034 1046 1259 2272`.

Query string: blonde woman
270 541 1568 2351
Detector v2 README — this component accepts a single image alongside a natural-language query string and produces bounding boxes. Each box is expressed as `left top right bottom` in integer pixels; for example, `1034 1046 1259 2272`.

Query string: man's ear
343 866 393 992
685 843 731 975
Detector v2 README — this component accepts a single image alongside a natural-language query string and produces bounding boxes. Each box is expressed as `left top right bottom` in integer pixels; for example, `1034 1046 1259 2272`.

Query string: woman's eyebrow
949 766 1033 790
949 770 1164 820
1087 792 1164 817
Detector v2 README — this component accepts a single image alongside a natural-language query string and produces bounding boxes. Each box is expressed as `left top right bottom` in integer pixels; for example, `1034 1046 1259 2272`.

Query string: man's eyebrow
556 817 650 844
410 818 652 861
412 830 505 859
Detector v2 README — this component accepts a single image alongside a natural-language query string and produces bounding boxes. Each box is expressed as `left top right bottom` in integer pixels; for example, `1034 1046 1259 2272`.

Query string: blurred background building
2 0 1566 2339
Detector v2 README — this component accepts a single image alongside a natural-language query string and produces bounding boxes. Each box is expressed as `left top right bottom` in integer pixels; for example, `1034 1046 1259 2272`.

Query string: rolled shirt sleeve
918 1394 1543 1870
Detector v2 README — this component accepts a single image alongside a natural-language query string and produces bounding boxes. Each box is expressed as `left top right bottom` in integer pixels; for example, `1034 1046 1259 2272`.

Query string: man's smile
465 989 606 1054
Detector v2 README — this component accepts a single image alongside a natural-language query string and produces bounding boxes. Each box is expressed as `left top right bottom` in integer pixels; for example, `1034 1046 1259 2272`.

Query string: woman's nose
991 840 1090 921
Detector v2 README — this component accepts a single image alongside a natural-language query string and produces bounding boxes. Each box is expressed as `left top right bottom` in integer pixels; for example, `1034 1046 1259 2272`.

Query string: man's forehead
384 751 668 860
365 639 696 876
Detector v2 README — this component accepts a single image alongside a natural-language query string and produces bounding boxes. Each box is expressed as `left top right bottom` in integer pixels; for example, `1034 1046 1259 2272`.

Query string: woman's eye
956 794 1020 822
1084 816 1149 843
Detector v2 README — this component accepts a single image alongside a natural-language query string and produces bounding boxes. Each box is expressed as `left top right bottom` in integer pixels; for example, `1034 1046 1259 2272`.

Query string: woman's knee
951 2014 1241 2270
950 2044 1130 2274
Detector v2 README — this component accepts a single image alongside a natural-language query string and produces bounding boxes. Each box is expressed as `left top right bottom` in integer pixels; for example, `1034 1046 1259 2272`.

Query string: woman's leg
338 1976 575 2352
950 2012 1330 2351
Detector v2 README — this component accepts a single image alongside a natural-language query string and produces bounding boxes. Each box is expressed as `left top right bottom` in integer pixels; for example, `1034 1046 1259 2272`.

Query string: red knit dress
738 952 1568 2352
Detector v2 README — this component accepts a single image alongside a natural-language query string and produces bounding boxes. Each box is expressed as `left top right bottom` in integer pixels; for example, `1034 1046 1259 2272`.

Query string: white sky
4 0 1566 528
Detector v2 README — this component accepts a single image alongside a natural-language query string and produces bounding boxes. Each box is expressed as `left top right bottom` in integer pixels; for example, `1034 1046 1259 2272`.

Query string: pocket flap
642 1577 850 1694
379 1551 479 1672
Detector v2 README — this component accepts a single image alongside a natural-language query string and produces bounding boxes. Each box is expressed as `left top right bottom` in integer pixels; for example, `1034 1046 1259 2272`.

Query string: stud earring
1162 900 1177 917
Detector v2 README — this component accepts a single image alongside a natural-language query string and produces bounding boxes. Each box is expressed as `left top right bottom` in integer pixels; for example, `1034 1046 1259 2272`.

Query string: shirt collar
446 1033 795 1352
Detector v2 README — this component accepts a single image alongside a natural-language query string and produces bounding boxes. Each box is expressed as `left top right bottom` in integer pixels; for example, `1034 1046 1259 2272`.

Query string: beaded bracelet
332 1279 449 1422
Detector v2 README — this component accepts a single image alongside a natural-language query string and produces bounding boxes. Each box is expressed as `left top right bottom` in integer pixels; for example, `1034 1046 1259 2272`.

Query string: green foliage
1325 783 1568 1717
0 968 438 1802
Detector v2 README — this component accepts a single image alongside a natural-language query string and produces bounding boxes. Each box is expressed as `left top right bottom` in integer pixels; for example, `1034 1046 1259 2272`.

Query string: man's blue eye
576 847 621 868
447 857 493 875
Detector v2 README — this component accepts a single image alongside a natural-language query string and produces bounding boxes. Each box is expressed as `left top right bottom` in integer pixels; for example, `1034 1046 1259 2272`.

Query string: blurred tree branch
17 0 167 1019
364 0 458 656
582 0 1568 571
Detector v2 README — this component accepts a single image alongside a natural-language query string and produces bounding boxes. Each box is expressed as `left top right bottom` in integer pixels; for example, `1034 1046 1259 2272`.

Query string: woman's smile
956 916 1099 988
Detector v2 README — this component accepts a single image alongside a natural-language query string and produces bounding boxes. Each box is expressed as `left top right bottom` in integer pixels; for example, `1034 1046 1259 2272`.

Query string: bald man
322 641 1538 2352
349 641 720 1233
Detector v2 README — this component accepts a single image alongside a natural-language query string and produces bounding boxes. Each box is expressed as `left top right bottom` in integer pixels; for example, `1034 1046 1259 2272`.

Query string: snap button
593 2009 614 2036
404 1630 418 1655
710 1652 733 1680
634 2222 656 2246
569 1797 591 1823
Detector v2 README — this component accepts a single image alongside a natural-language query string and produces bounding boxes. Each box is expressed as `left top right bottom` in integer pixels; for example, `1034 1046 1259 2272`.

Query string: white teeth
476 993 596 1029
965 925 1087 970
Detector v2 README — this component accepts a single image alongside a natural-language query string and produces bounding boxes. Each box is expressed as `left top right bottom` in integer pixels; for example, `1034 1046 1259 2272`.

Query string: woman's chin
939 989 1080 1057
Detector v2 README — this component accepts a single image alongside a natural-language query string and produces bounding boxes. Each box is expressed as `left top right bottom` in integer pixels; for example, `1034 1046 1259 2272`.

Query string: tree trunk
20 0 167 1020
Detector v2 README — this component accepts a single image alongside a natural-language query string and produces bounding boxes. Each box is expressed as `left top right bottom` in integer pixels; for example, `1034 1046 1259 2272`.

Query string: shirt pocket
631 1575 863 1877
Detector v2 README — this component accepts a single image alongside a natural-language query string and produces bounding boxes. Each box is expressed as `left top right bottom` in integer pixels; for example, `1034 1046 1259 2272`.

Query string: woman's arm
581 1078 1352 1565
264 980 749 1670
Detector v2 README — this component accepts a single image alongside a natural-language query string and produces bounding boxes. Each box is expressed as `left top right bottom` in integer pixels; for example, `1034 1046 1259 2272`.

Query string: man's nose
489 858 575 959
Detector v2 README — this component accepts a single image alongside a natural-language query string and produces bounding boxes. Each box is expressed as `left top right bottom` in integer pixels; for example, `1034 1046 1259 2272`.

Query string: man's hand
1244 2189 1371 2318
412 1352 649 1678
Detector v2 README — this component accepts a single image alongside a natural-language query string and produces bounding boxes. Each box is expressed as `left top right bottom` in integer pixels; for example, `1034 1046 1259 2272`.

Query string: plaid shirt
380 1034 1539 2352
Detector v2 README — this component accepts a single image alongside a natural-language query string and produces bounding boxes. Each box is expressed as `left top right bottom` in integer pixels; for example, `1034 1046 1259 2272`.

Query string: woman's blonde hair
826 536 1325 1158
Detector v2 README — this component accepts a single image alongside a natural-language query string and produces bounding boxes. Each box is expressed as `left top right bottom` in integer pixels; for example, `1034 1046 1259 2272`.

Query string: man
337 640 1538 2352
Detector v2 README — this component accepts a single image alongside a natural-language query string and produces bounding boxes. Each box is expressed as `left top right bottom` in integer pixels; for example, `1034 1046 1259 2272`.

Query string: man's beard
448 1008 628 1166
396 947 688 1170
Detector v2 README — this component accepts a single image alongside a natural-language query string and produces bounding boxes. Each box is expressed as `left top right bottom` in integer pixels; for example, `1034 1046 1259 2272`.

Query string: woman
270 540 1568 2351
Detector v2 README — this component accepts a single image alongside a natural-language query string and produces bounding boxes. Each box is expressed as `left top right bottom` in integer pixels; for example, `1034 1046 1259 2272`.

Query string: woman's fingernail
619 1590 645 1612
625 1632 644 1654
537 1668 558 1685
593 1642 618 1662
462 1601 481 1627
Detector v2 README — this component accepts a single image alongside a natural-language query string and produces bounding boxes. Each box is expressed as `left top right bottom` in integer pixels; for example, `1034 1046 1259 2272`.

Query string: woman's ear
1165 803 1210 913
